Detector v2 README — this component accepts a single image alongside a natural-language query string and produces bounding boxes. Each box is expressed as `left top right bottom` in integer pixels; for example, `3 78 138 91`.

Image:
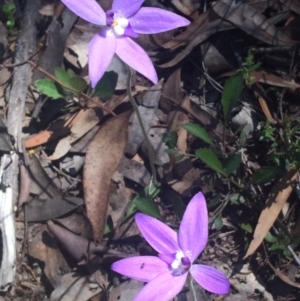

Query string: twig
0 49 41 69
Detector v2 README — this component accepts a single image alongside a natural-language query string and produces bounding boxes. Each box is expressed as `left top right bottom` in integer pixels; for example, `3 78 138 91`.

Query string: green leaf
222 154 241 174
241 223 253 233
207 195 220 208
123 183 160 222
163 131 178 148
248 62 261 72
3 4 15 14
221 71 244 119
145 183 160 199
229 193 245 205
213 215 223 230
69 77 87 92
67 69 75 77
251 166 283 184
94 71 118 99
54 67 72 87
174 154 184 161
264 232 277 243
34 79 65 99
123 201 138 220
196 148 227 176
133 197 161 219
165 148 177 155
182 123 213 145
269 243 285 251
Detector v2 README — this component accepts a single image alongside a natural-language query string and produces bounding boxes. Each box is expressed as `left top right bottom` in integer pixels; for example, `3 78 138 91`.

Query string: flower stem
125 65 160 187
190 276 197 301
189 276 207 301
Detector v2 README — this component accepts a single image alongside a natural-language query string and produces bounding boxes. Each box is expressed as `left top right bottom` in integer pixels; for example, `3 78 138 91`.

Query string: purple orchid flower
111 192 230 301
60 0 190 87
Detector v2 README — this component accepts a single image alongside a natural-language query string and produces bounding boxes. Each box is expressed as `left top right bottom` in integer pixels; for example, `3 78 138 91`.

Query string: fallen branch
0 0 41 291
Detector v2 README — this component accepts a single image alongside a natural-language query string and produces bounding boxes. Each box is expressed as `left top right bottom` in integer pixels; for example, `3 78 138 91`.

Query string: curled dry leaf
159 10 234 68
244 168 299 258
250 70 300 90
212 0 295 46
25 153 62 199
27 224 71 288
83 111 132 242
47 220 107 264
49 107 103 160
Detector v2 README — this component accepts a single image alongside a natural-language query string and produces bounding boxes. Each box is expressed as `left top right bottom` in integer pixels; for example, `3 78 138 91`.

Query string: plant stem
125 65 160 187
190 276 197 301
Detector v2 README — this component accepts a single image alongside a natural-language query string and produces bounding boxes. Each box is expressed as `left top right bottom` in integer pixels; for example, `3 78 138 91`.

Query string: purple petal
88 29 116 87
60 0 105 25
112 0 144 18
135 213 179 254
129 8 190 34
190 264 230 295
111 256 168 282
124 24 139 38
133 271 187 301
178 192 208 262
158 253 175 265
115 38 158 84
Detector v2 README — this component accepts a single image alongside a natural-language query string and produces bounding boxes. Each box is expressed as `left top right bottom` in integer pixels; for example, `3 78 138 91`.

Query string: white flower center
112 17 129 35
171 251 185 269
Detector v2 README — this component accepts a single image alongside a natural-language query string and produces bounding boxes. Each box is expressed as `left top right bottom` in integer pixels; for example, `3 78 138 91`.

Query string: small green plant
252 118 300 183
260 118 300 168
3 3 16 29
34 67 118 100
241 50 261 86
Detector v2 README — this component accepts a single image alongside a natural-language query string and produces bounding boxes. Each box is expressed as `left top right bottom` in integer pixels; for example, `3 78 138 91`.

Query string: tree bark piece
0 0 41 291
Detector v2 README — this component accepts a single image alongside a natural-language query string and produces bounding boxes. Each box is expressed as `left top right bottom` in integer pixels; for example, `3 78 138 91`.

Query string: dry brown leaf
250 70 300 90
24 117 73 148
162 67 184 105
26 153 62 199
49 107 102 160
47 220 106 263
244 168 299 258
83 111 131 242
162 9 217 49
213 0 295 46
159 10 234 68
39 3 54 16
266 257 300 289
28 224 71 288
258 96 275 124
170 0 196 16
50 272 102 301
279 0 300 16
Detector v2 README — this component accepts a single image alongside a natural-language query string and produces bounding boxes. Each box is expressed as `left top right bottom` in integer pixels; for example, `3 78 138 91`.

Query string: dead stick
1 0 42 290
